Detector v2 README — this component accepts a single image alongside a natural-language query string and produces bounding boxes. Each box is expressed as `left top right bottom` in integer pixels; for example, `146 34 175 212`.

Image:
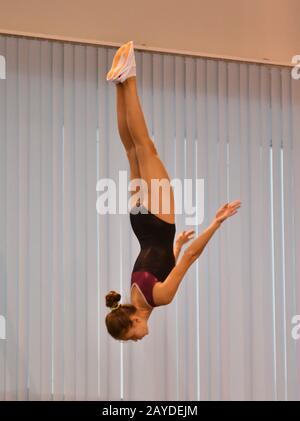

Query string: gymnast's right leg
116 83 142 204
122 76 175 224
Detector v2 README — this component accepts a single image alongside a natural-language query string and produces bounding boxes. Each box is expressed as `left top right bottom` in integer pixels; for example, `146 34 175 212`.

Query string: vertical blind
0 34 299 401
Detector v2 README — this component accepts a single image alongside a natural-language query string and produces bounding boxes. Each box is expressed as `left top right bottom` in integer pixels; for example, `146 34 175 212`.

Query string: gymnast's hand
176 229 195 247
173 229 195 262
214 200 241 224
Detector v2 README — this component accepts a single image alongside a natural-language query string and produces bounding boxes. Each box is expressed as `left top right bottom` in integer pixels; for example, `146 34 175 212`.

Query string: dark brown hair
105 290 137 340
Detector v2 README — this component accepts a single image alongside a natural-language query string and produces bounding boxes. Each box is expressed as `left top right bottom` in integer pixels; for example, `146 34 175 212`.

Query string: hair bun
105 291 121 309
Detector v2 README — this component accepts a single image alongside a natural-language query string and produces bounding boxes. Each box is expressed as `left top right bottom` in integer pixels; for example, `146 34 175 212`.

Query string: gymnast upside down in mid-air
105 41 241 342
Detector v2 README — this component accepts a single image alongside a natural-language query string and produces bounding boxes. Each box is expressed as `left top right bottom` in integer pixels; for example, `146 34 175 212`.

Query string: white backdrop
0 34 299 401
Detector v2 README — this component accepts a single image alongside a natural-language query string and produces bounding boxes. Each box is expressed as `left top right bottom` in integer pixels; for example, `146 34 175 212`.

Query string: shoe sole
106 41 133 81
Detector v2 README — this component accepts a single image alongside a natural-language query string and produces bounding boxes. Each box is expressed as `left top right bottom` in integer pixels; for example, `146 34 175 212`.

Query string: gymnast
105 41 241 342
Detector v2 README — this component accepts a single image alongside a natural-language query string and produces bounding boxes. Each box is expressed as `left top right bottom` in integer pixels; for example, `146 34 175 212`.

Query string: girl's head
105 291 149 341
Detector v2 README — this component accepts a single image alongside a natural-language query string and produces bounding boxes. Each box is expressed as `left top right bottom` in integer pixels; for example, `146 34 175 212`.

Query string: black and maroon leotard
130 201 176 307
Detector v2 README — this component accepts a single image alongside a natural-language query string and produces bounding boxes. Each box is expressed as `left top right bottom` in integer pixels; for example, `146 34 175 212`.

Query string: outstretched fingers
229 199 241 208
184 229 195 239
228 200 241 217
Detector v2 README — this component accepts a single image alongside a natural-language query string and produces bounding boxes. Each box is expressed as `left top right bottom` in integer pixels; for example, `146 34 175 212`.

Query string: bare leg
122 76 175 224
116 84 142 206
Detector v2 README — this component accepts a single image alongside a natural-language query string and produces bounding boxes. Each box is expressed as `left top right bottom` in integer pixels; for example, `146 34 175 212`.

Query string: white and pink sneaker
106 40 136 84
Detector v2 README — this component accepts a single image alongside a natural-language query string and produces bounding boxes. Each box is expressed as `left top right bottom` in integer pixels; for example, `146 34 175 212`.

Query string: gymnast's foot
106 40 136 84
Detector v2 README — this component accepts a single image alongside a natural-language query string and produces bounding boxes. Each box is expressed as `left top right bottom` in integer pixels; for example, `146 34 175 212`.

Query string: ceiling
0 0 299 66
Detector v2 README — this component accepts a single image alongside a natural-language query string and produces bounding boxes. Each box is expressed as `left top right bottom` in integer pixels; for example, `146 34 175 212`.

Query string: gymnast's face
123 314 149 342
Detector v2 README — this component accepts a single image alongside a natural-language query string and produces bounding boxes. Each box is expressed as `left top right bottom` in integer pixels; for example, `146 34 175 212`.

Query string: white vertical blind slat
249 65 274 400
52 41 64 400
249 64 265 399
174 55 187 400
185 57 199 400
86 45 99 401
271 67 287 400
0 35 6 400
291 73 300 398
217 61 230 401
281 69 297 400
206 59 221 400
6 35 19 401
40 40 53 400
227 62 246 400
63 43 76 399
239 63 252 399
74 44 87 401
195 59 210 401
260 66 276 400
28 39 42 400
17 37 30 402
163 53 177 401
97 47 109 400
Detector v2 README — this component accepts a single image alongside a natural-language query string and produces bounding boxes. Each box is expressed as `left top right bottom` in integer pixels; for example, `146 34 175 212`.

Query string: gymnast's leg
116 83 142 203
122 76 175 224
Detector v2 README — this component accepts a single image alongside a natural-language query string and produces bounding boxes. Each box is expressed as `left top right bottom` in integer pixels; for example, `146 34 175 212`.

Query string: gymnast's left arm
154 200 241 305
173 229 195 262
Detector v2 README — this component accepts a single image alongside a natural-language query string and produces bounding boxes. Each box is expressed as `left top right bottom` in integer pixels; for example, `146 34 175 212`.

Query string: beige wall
0 0 299 65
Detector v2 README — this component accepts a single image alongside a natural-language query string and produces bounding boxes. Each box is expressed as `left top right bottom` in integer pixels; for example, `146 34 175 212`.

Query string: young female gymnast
105 41 241 342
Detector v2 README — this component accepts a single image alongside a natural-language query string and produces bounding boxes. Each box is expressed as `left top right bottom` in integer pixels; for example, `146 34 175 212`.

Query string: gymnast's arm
173 229 195 262
154 219 221 305
173 243 181 262
154 200 241 305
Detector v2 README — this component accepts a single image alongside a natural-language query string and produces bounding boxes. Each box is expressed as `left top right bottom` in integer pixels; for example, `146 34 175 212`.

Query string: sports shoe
115 62 136 84
106 41 136 84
